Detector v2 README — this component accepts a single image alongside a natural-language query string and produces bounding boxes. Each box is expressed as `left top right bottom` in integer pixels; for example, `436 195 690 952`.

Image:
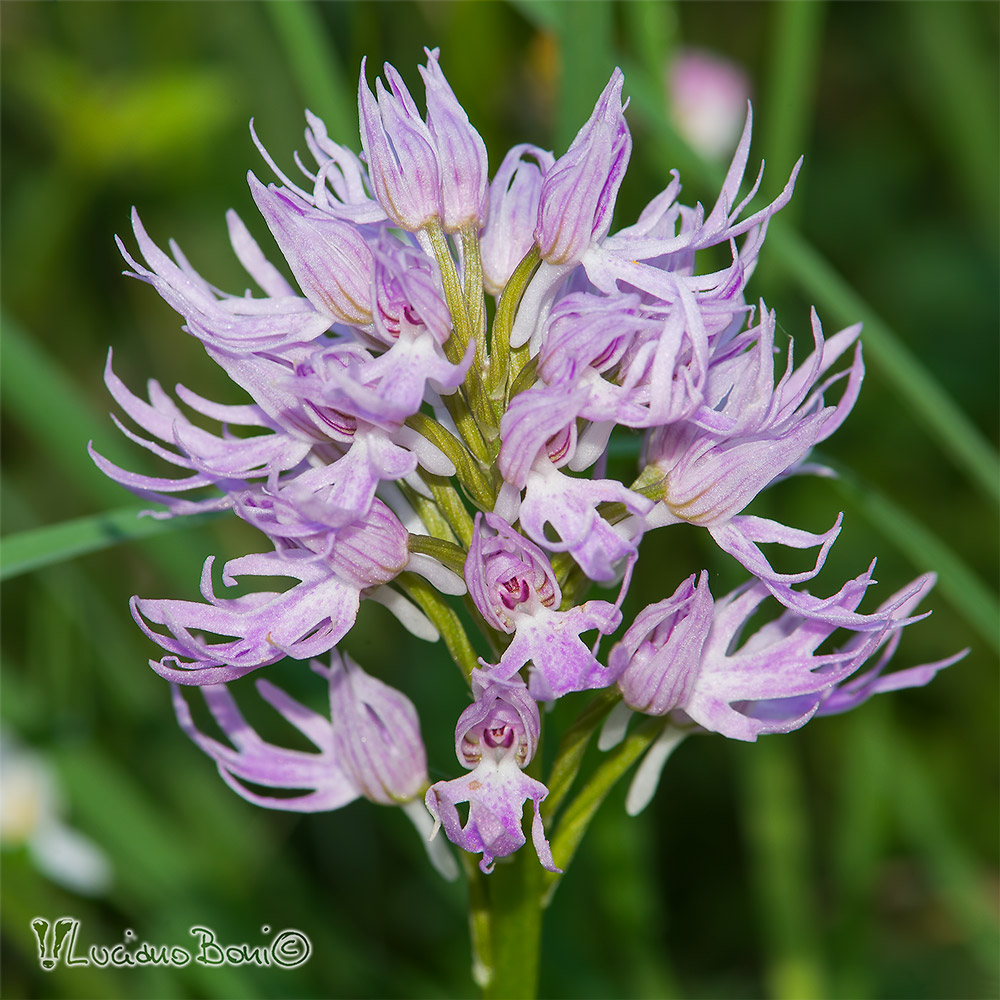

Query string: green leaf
1 310 128 508
737 740 828 1000
617 61 1000 509
543 715 666 904
542 689 621 823
264 0 353 142
827 459 1000 654
1 506 223 581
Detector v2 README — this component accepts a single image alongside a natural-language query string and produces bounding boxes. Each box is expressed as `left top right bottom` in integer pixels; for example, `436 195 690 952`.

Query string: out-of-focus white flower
667 48 751 159
1 736 112 896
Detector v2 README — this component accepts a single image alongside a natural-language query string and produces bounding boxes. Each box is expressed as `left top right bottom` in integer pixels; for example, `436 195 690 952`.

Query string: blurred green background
1 2 997 998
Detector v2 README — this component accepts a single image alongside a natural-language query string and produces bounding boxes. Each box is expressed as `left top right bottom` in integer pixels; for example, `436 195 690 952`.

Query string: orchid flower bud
611 572 714 715
418 47 489 231
465 511 561 633
329 652 428 804
248 173 374 326
535 68 631 265
481 143 554 294
359 57 442 231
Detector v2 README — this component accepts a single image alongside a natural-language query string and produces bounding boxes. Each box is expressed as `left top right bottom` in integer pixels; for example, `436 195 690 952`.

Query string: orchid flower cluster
93 49 962 878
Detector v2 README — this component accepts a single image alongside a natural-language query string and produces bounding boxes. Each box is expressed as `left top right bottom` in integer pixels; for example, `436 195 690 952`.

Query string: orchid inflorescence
93 48 963 878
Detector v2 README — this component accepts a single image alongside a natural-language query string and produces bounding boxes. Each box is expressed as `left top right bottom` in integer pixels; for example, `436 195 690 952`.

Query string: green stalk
543 689 622 822
425 220 497 443
397 481 457 544
440 383 492 467
490 245 541 400
406 412 496 511
542 715 667 905
425 219 474 354
461 854 494 992
419 473 475 548
482 848 544 1000
406 534 467 576
461 226 488 372
395 572 478 678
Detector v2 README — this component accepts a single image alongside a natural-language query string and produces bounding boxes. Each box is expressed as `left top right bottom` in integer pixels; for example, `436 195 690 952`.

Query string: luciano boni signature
30 917 312 971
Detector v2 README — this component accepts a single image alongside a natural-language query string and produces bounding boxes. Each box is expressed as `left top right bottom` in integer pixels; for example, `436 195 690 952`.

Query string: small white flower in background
1 735 112 896
667 47 751 160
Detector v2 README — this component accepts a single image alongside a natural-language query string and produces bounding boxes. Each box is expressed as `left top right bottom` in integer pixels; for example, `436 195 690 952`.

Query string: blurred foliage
1 2 997 999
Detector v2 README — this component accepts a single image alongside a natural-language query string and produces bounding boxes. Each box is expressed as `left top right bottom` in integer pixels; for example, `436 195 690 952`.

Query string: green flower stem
506 352 538 402
419 473 475 548
425 220 474 352
440 384 492 467
461 226 488 372
406 412 496 511
461 854 494 992
490 245 541 400
542 715 668 905
406 534 467 576
482 844 544 1000
543 688 622 822
465 603 502 662
395 572 479 678
425 220 497 443
397 481 457 544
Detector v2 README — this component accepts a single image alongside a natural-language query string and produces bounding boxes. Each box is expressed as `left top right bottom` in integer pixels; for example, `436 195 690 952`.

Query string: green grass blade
619 62 1000 508
738 740 828 1000
771 230 1000 507
622 0 676 95
827 459 999 654
905 3 999 232
553 1 615 152
1 506 223 581
263 0 353 141
506 0 562 33
888 717 1000 984
827 710 889 999
1 309 127 508
761 1 827 219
